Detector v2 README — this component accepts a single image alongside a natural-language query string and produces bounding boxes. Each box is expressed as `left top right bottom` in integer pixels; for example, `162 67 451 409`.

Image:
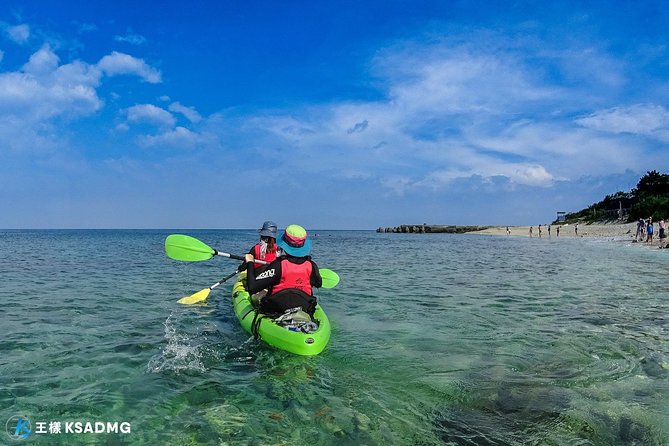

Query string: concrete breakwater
376 224 491 233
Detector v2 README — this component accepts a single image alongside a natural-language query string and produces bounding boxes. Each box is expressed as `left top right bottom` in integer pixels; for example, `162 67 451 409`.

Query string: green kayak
231 272 331 356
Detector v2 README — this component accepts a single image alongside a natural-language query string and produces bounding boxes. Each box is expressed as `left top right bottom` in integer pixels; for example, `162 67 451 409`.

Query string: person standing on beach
556 226 560 237
529 226 533 237
646 218 654 243
538 224 542 237
659 219 666 247
636 218 644 242
506 226 510 235
575 223 579 236
548 225 551 236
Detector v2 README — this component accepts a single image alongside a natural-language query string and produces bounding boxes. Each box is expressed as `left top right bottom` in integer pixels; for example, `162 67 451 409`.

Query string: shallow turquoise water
1 229 668 445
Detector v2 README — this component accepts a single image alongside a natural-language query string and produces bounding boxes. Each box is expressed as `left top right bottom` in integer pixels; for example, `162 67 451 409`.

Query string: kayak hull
231 273 331 355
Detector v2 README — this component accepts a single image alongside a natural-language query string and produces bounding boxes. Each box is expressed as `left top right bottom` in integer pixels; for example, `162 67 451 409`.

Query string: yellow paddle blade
178 288 211 305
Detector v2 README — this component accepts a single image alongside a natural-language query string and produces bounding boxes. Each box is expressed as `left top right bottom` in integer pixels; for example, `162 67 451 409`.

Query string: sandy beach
468 222 667 246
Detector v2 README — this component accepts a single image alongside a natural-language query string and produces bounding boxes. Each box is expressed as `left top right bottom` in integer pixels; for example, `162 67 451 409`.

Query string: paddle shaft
222 249 339 289
215 250 268 265
224 251 339 288
166 234 339 291
209 271 238 291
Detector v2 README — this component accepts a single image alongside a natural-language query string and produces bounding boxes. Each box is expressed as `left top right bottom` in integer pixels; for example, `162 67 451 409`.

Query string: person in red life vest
244 224 322 316
238 221 278 273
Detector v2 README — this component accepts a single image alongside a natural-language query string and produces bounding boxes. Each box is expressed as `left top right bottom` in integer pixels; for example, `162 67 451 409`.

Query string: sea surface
1 229 668 445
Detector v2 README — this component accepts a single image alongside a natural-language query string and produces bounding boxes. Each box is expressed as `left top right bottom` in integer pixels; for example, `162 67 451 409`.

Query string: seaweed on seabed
434 388 665 445
640 353 669 379
433 407 519 446
432 385 574 445
618 415 653 444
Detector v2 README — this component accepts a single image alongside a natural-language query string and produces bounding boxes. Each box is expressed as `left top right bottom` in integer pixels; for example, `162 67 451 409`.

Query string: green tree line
562 170 669 223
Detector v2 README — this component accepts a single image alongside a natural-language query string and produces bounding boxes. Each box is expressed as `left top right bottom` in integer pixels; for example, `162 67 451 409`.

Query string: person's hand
245 253 254 263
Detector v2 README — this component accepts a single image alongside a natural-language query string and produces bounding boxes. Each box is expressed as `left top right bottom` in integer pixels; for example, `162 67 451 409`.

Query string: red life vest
271 259 312 295
253 243 277 269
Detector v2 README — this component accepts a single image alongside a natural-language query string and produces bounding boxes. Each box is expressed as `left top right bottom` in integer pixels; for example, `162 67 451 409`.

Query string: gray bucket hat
258 221 278 238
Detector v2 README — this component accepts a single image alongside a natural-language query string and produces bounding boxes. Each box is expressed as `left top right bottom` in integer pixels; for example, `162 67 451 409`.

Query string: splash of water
147 313 207 374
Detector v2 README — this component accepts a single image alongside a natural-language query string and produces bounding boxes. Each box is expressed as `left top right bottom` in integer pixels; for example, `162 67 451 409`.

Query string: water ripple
1 230 668 445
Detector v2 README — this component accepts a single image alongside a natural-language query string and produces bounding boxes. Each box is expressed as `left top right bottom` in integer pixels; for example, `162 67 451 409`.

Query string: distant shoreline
467 222 638 239
378 222 669 246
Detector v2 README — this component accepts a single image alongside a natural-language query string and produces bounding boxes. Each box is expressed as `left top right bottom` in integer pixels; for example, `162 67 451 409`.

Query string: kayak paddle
320 268 340 289
165 233 340 289
165 234 268 264
178 270 238 305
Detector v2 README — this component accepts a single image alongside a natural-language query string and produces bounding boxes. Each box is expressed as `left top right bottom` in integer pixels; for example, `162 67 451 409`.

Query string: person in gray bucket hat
238 221 278 273
258 220 277 238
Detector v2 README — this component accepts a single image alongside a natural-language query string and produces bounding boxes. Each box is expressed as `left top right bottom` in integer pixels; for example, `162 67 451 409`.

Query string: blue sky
1 1 668 229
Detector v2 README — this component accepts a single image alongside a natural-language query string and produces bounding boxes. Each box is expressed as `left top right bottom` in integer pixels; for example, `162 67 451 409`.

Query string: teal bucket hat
276 224 312 257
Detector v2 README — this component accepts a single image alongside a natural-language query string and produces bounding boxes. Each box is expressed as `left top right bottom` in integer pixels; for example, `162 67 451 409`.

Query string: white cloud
219 33 664 195
0 46 164 124
5 24 30 43
380 176 413 195
576 104 669 138
537 46 626 90
126 104 176 128
97 51 161 83
509 164 554 186
439 122 640 183
137 126 212 149
396 57 546 114
0 45 165 155
375 40 562 118
116 122 130 132
22 44 60 75
75 22 98 33
0 115 63 153
114 31 147 46
423 161 555 188
168 102 202 123
0 45 102 121
123 103 213 150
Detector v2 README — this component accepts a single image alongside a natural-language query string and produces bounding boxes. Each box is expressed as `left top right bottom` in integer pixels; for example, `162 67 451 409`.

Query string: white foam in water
147 313 207 374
